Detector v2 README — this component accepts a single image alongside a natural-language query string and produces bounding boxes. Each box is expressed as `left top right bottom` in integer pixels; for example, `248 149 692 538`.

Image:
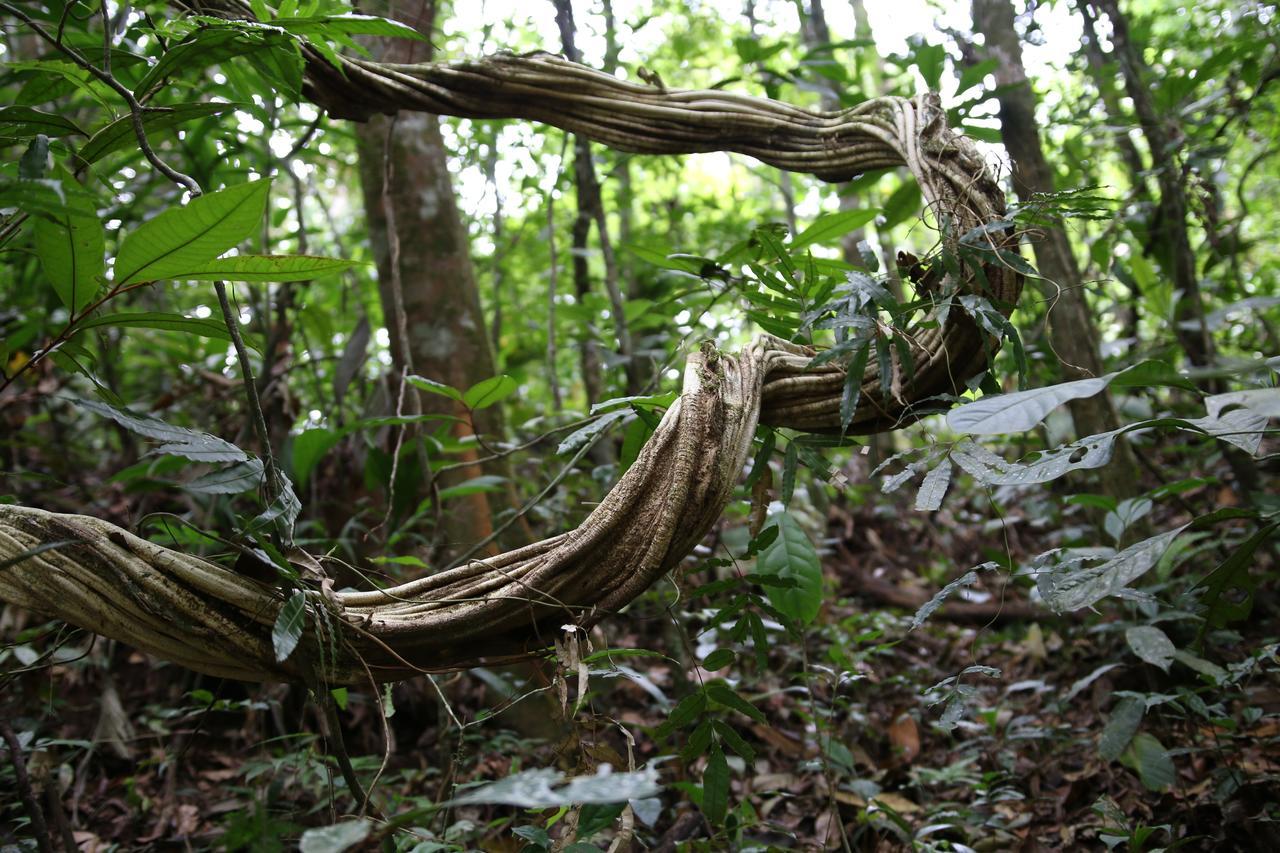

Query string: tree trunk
972 0 1141 498
353 0 505 552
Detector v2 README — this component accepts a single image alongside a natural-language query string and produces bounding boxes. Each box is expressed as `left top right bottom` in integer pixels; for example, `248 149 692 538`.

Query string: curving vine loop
0 27 1020 683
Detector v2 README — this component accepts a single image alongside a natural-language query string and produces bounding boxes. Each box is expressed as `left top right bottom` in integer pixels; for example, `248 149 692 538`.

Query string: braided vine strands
0 41 1021 683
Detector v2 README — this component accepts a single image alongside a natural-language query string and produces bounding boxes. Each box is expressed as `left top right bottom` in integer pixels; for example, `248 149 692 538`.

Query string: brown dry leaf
814 808 845 850
871 792 921 814
174 804 200 835
888 713 920 763
73 831 108 853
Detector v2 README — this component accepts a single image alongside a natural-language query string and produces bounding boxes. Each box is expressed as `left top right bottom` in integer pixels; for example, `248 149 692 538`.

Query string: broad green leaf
291 428 344 489
701 745 729 824
756 511 822 625
790 209 878 251
1109 359 1198 393
1039 528 1185 612
133 27 297 98
272 590 307 663
158 253 360 282
33 176 104 314
77 102 243 167
1126 625 1175 672
463 375 518 409
0 178 84 219
437 475 507 500
1172 650 1228 683
75 398 248 463
1121 733 1175 791
450 767 660 807
702 649 734 671
76 311 235 343
881 178 922 230
1195 522 1278 630
299 820 372 853
0 106 86 138
405 375 463 402
1099 696 1144 761
114 180 271 285
276 13 430 40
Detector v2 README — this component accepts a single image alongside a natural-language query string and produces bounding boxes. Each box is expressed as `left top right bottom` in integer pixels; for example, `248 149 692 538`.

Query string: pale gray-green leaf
1039 528 1184 612
947 375 1113 435
1099 696 1144 761
1125 625 1175 672
451 767 660 807
75 398 248 463
914 457 952 511
272 590 307 663
299 820 372 853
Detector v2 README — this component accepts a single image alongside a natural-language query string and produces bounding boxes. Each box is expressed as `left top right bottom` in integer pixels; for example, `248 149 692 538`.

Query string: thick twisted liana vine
0 15 1020 684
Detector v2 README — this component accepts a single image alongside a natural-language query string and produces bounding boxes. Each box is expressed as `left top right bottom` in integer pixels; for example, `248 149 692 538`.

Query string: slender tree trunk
972 0 1141 498
1089 0 1214 372
353 0 502 551
552 0 641 397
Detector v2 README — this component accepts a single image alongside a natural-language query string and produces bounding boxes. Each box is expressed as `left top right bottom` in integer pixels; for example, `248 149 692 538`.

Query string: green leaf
1195 523 1279 630
657 690 707 737
133 27 297 98
437 475 507 500
156 253 360 282
0 106 86 138
75 398 248 463
291 428 343 489
33 175 103 314
1121 733 1175 791
276 13 429 40
1126 625 1175 672
272 590 307 663
463 375 518 409
790 209 878 251
881 178 922 230
76 311 235 343
711 719 756 763
76 102 243 167
702 649 735 671
701 744 729 824
1099 696 1144 761
114 180 271 286
706 681 766 724
0 178 85 219
755 511 822 626
406 375 463 402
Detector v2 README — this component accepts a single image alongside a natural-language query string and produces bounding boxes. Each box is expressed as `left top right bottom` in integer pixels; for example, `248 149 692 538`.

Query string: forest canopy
1 0 1277 850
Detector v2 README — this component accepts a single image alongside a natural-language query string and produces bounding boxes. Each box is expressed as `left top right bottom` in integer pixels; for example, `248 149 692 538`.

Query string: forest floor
4 467 1279 852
